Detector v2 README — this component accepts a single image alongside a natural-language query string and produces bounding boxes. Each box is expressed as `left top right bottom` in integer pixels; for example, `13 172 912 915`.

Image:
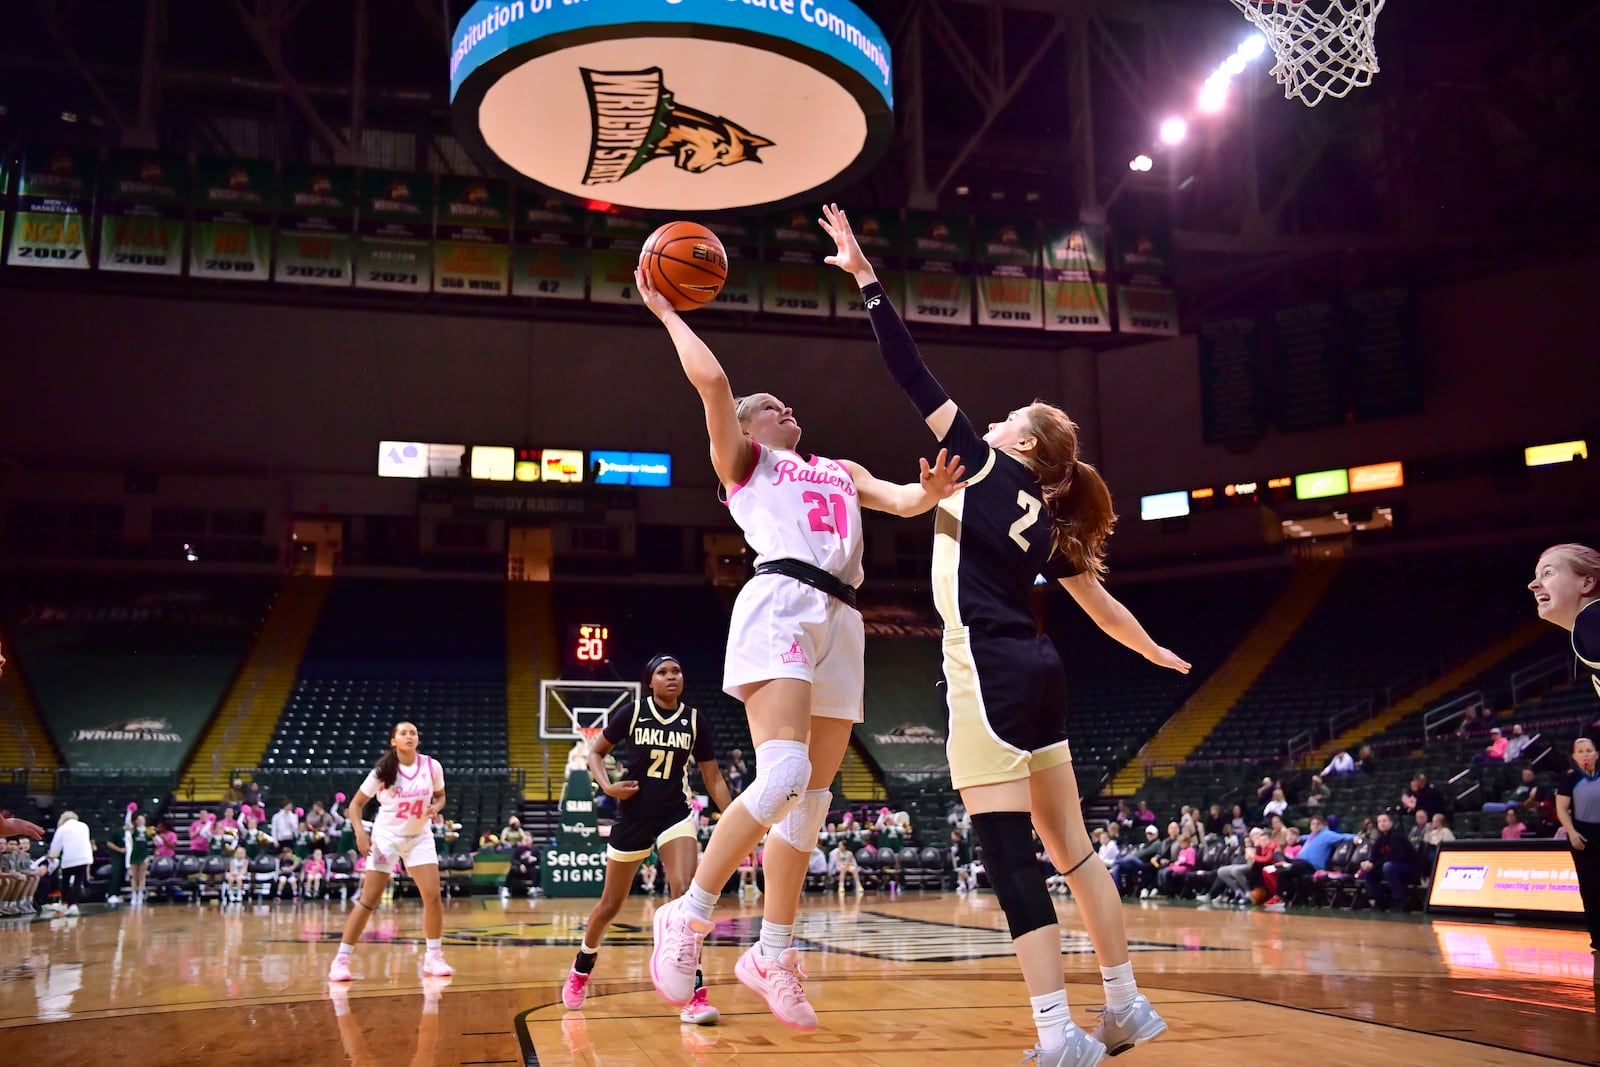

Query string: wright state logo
581 67 774 186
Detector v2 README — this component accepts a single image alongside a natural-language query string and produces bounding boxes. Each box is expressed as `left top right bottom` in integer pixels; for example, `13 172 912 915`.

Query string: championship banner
434 174 511 296
5 146 94 269
760 209 831 317
1112 225 1179 335
833 208 903 320
902 210 971 325
541 765 606 897
1042 223 1111 333
98 151 186 276
587 212 655 306
274 165 355 287
189 158 273 281
974 218 1043 328
355 169 433 293
703 218 759 312
511 194 586 300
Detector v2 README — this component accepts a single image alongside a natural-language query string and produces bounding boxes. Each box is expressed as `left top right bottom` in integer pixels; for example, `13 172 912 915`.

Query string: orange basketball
640 221 727 311
1249 887 1269 905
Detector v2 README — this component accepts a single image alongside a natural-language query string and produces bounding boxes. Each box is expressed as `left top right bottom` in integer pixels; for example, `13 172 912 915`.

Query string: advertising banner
541 766 606 897
189 157 273 281
355 169 433 293
274 165 356 286
98 150 186 276
1427 842 1583 921
6 146 94 269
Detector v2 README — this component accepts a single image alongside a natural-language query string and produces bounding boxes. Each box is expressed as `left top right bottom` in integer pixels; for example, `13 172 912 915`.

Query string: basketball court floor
1 892 1593 1065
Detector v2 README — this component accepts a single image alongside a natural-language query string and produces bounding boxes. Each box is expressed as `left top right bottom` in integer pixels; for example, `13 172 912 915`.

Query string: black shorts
942 628 1072 789
606 802 697 862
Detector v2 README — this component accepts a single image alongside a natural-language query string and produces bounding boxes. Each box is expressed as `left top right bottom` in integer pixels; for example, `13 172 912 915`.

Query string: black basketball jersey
931 411 1079 638
602 696 716 811
1575 600 1600 700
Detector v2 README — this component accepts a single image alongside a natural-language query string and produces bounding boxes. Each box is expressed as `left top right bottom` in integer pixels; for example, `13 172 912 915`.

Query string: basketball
640 221 727 310
1249 888 1269 905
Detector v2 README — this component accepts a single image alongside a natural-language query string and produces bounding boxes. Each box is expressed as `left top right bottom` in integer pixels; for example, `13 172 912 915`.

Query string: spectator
499 816 526 849
1357 745 1377 774
1263 789 1288 819
1255 778 1277 806
725 748 747 796
241 779 262 810
1097 823 1123 868
224 778 246 806
1203 804 1227 835
1504 724 1533 763
1133 800 1157 825
188 812 214 855
216 807 241 851
1402 773 1449 818
44 811 94 917
1203 827 1269 904
1362 811 1419 912
270 800 299 848
1155 833 1197 899
1274 814 1354 905
1474 726 1509 764
828 841 861 894
305 802 334 846
1178 806 1198 838
1112 824 1163 895
1455 704 1481 738
1501 808 1528 840
504 842 538 897
1306 776 1329 809
1322 750 1357 777
1425 813 1456 847
274 847 300 899
152 820 178 859
1408 810 1431 852
1483 767 1541 814
1 838 42 916
1229 804 1248 836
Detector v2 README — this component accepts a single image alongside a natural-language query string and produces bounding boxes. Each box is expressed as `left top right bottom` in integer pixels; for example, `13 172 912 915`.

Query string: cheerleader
329 721 452 981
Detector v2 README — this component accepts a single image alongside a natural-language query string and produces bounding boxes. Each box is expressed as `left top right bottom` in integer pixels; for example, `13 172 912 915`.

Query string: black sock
574 950 598 975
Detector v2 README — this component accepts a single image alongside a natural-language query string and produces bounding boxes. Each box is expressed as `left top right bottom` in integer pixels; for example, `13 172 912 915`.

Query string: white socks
426 938 442 955
1100 962 1137 1013
759 919 794 959
684 881 719 922
336 943 353 959
1030 989 1072 1053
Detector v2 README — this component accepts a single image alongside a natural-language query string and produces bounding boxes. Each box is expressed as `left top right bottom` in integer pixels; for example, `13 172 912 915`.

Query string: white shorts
367 828 438 874
723 573 864 722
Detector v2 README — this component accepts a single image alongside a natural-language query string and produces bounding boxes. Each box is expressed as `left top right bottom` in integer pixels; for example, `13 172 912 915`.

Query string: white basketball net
1228 0 1386 107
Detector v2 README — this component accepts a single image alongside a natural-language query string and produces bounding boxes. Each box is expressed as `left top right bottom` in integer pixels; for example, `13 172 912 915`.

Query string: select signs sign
449 0 893 212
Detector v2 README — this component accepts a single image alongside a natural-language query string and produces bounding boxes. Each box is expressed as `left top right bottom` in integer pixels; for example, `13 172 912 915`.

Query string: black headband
645 654 681 676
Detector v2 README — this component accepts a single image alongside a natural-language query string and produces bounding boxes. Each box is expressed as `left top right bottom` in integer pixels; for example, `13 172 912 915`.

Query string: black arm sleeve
861 281 951 418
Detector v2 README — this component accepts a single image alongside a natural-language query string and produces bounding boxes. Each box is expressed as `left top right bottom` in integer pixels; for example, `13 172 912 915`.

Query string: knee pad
744 740 811 826
971 810 1056 940
772 789 831 851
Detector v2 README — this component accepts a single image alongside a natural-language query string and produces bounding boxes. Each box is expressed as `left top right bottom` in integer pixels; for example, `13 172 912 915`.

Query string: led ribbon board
449 0 893 212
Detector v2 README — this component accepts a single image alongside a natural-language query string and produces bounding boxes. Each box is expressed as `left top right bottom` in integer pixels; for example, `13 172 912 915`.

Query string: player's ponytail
1025 402 1116 578
374 743 400 789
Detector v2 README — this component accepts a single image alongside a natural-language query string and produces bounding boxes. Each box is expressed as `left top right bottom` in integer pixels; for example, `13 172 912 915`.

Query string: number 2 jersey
722 442 865 588
931 413 1079 638
360 754 445 837
603 697 715 814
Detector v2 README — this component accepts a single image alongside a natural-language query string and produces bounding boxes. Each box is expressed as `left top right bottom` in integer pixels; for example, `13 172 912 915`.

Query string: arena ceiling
1 0 1596 316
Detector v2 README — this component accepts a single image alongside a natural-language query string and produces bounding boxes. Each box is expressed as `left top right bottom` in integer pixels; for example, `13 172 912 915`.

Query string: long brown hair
1021 402 1116 577
373 721 412 789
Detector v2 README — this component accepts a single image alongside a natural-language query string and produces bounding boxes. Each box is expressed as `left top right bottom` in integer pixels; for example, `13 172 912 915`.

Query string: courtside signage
449 0 892 212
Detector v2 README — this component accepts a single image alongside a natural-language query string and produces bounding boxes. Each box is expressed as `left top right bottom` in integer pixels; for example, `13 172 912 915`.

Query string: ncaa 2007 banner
6 146 94 270
190 157 273 281
275 165 356 287
99 150 187 276
356 169 433 293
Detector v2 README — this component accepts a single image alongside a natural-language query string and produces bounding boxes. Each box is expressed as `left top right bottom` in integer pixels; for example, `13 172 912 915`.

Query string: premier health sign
591 450 672 487
449 0 893 212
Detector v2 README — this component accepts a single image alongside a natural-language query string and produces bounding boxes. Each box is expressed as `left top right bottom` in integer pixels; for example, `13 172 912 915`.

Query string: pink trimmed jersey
723 444 865 588
360 754 445 837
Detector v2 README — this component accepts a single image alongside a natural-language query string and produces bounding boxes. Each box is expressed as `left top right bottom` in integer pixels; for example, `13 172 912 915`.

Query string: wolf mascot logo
581 68 774 186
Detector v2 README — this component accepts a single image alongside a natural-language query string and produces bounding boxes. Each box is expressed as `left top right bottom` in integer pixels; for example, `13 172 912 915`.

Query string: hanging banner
434 174 511 296
6 147 94 269
833 208 903 320
588 213 655 306
974 218 1043 328
1112 226 1179 335
189 158 273 281
274 165 355 287
511 194 586 300
761 209 831 317
704 218 759 313
356 169 433 293
1041 223 1111 333
97 151 186 276
903 211 971 325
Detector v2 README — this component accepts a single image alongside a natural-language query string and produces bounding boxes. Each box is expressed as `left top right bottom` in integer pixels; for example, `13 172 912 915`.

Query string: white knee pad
745 741 811 826
773 789 832 851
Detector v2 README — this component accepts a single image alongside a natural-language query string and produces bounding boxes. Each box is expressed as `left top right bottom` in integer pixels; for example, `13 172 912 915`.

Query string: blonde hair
57 811 78 825
733 394 776 425
1539 543 1600 590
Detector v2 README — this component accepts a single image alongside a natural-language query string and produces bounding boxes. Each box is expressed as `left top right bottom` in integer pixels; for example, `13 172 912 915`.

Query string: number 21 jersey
723 442 865 588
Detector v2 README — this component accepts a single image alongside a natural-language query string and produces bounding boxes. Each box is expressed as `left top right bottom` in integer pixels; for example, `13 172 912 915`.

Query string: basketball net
1229 0 1386 108
578 728 603 751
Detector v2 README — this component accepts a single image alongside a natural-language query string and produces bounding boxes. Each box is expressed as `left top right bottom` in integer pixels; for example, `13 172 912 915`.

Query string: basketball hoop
1228 0 1386 108
578 727 603 750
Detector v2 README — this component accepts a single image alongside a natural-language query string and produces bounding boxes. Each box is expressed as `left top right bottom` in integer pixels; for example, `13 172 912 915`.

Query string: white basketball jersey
725 444 865 588
360 754 444 837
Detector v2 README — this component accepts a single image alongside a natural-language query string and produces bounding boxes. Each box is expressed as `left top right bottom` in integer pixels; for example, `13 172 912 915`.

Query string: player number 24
395 800 428 820
1009 490 1043 550
803 491 851 540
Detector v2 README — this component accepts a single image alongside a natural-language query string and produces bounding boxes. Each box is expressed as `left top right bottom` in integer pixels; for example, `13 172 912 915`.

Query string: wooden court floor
1 891 1594 1065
